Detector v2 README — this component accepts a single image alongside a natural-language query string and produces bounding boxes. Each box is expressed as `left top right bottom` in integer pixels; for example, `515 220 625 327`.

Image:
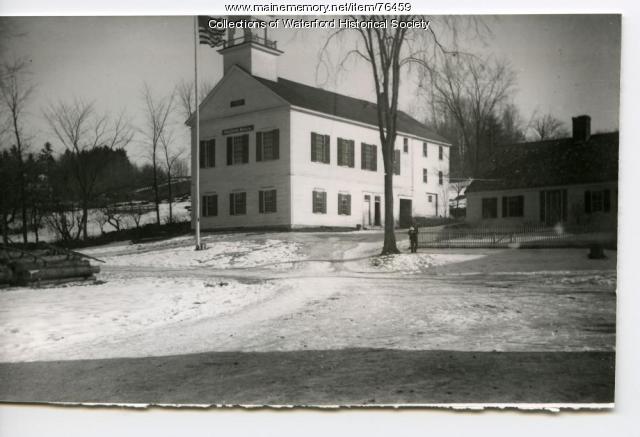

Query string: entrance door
540 189 567 225
399 198 412 228
374 196 381 226
363 195 371 227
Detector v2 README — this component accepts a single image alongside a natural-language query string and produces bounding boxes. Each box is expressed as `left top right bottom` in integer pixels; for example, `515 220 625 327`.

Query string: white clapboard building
188 28 451 230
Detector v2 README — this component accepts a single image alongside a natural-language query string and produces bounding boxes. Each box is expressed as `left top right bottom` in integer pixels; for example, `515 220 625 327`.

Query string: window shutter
584 190 592 213
361 143 365 169
310 132 316 161
242 135 249 163
226 137 233 165
502 197 507 217
324 135 330 163
321 191 327 213
372 145 377 171
256 132 263 162
540 191 546 223
273 129 279 159
349 141 354 167
209 140 216 167
259 190 264 213
273 190 277 212
562 190 568 221
603 189 611 212
347 194 351 215
199 141 205 168
229 193 235 215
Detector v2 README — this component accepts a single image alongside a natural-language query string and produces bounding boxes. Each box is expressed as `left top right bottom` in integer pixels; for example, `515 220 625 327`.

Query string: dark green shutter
324 135 330 163
272 190 277 212
347 194 351 215
242 135 249 163
311 132 316 161
372 145 377 171
361 143 365 169
273 130 279 159
584 190 592 213
229 193 234 215
226 137 233 165
259 191 264 213
322 191 327 213
256 132 263 162
502 197 507 217
603 189 611 212
349 141 354 167
199 141 205 168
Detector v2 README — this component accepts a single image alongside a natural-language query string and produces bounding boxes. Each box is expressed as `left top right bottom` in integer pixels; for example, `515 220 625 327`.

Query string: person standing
408 223 419 253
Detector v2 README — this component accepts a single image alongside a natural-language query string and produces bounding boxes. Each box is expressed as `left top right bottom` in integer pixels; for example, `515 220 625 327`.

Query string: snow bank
365 253 485 274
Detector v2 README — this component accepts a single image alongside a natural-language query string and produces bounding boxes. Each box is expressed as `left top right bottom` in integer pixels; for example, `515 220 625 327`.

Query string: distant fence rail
417 224 617 249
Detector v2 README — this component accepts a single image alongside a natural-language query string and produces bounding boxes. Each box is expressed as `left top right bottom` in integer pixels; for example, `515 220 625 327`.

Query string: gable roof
252 76 450 145
466 132 619 193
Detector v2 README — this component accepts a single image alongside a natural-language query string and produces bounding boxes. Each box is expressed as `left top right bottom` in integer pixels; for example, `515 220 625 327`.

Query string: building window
439 146 444 160
393 149 401 175
502 195 524 217
230 99 245 107
482 197 498 219
423 142 428 157
226 134 249 165
585 189 611 213
540 189 568 225
337 138 355 167
438 171 443 185
338 193 351 215
229 192 246 215
311 132 330 164
199 139 215 168
428 195 433 203
256 129 279 161
403 138 409 153
361 143 377 171
259 189 277 213
202 194 218 217
312 190 327 214
422 169 428 183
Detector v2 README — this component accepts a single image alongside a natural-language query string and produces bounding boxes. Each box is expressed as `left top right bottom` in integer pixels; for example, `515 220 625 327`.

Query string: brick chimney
572 115 591 143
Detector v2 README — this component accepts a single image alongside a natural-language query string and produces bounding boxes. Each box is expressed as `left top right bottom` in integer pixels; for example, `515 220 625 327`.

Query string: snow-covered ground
0 231 617 363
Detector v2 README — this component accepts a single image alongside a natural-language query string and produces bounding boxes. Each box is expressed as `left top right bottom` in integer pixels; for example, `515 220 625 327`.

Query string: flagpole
194 16 202 250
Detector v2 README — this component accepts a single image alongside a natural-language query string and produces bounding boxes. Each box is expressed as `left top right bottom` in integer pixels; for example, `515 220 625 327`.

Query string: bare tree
176 79 214 121
140 83 175 225
530 112 568 141
319 16 487 254
44 99 134 239
425 55 516 177
160 130 185 224
0 58 35 243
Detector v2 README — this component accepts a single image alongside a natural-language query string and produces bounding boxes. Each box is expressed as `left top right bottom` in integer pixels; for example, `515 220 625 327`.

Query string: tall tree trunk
1 213 8 244
152 161 160 225
81 201 89 240
382 170 399 254
167 172 173 224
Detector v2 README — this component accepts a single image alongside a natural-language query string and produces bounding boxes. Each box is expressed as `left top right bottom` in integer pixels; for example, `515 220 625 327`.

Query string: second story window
393 149 401 175
438 171 444 185
226 134 249 165
403 137 408 153
230 99 245 107
423 142 428 157
439 145 443 160
311 132 330 164
256 129 280 161
337 138 355 167
361 143 377 171
229 192 247 215
422 168 428 183
199 139 215 168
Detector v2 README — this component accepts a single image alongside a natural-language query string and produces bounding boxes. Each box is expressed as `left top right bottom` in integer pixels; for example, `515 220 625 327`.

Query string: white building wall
289 109 450 228
191 70 292 229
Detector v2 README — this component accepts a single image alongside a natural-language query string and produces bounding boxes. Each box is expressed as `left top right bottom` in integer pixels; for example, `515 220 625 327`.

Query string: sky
1 14 621 164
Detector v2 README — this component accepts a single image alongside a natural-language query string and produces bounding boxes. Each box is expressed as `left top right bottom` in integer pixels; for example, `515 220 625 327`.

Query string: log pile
0 244 102 287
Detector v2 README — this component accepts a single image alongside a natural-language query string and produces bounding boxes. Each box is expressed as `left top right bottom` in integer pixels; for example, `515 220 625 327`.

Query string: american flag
197 16 226 48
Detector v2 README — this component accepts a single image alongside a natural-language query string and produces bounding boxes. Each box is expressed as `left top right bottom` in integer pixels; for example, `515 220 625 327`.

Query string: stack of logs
0 245 102 288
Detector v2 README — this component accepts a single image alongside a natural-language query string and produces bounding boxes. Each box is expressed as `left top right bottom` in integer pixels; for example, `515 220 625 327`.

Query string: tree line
0 57 204 244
